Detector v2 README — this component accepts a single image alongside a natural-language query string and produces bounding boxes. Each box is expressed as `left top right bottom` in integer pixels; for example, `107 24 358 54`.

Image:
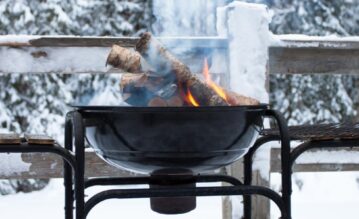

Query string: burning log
148 97 168 107
120 73 258 107
121 73 183 107
107 33 260 107
135 32 228 106
225 90 260 106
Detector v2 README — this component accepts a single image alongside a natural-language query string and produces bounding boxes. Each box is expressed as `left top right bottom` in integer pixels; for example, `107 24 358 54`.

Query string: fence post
217 2 271 219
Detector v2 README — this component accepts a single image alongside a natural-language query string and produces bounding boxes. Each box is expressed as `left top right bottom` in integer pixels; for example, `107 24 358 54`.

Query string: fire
186 87 200 107
182 58 228 107
202 58 228 102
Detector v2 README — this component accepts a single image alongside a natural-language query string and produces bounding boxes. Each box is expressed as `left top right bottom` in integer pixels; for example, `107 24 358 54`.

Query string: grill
77 105 267 174
64 107 291 218
75 105 267 214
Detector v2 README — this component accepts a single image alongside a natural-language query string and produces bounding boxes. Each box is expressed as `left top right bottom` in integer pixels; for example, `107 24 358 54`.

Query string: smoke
150 0 231 76
152 0 231 36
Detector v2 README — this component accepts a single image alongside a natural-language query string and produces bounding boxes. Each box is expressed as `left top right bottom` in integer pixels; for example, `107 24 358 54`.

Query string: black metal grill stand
65 109 292 219
2 109 356 218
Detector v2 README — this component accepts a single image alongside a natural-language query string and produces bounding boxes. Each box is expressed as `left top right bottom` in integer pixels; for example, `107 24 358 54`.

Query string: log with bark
107 33 260 107
135 32 228 106
120 73 259 107
121 73 183 107
106 44 143 73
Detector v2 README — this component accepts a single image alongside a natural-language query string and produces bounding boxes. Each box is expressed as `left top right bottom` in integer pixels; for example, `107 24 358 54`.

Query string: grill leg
64 114 74 219
266 110 291 219
243 136 277 219
73 112 85 219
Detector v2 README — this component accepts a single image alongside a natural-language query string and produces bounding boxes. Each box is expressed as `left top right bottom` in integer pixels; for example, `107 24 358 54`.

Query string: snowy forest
0 0 358 204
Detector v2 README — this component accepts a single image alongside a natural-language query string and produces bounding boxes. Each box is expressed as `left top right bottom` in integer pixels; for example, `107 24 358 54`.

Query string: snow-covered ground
271 172 359 219
0 180 222 219
1 172 359 219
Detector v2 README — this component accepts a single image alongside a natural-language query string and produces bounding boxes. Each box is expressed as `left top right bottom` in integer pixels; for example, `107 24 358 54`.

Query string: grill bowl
75 105 267 174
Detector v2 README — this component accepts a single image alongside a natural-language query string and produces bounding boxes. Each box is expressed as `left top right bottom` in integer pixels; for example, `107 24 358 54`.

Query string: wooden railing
270 36 359 74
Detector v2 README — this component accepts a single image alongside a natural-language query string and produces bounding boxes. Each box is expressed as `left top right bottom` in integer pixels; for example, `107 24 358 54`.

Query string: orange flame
202 58 228 102
186 87 200 107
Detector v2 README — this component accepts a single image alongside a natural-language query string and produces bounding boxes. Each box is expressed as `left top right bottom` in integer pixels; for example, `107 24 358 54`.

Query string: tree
265 0 359 124
0 0 149 195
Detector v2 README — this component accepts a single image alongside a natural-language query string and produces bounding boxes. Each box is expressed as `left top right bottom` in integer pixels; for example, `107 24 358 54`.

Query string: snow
2 174 359 219
0 47 111 74
271 34 359 49
218 1 270 103
0 180 222 219
296 150 359 164
275 34 359 42
217 2 271 218
271 172 359 219
0 35 39 44
0 154 30 177
89 84 124 105
152 0 228 36
218 1 271 176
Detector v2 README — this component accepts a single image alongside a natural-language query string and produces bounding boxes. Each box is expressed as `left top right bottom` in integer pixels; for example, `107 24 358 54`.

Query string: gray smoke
152 0 231 36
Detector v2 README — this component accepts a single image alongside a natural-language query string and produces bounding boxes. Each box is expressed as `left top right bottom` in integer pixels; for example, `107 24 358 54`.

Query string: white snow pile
217 0 271 175
217 1 270 103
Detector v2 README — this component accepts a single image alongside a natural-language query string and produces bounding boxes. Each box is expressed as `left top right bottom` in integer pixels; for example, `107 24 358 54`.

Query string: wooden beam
271 147 359 173
0 45 226 74
0 151 136 179
3 35 359 75
269 36 359 74
0 36 228 48
269 47 359 74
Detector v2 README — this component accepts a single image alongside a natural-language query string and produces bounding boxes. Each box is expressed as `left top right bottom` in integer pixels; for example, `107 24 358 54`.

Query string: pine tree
0 0 149 195
266 0 359 124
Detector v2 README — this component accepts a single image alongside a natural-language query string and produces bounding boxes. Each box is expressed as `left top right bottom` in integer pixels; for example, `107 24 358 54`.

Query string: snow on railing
1 35 359 74
0 35 227 74
270 35 359 74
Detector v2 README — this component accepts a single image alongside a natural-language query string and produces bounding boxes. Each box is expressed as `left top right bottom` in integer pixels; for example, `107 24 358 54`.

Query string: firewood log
135 32 228 106
166 96 184 107
224 90 260 106
121 73 183 107
121 73 258 107
106 44 143 73
107 34 259 106
148 97 168 107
